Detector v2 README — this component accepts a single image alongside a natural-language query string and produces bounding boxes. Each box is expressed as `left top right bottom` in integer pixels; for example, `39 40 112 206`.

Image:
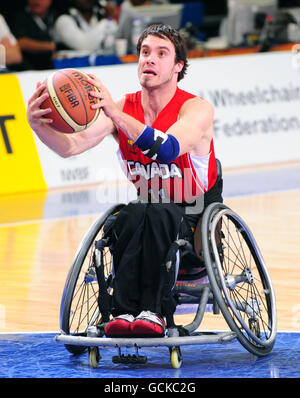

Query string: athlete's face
138 35 183 89
28 0 52 17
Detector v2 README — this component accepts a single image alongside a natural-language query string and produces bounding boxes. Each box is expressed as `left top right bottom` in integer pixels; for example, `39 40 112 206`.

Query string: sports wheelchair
55 197 277 369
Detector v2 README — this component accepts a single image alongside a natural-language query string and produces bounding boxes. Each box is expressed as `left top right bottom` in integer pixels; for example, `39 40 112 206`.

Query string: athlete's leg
110 201 147 317
139 202 189 314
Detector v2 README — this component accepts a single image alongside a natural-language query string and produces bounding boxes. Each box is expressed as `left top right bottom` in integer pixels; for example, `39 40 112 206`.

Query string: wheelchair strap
158 239 193 328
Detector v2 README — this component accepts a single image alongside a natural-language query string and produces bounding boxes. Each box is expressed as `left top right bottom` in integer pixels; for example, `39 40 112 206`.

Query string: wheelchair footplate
55 328 237 369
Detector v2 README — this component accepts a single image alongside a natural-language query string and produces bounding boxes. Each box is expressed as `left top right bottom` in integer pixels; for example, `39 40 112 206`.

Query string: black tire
201 202 277 357
60 204 125 354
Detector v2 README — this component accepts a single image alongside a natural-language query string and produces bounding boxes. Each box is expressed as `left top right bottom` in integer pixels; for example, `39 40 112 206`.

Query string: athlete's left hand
87 74 120 121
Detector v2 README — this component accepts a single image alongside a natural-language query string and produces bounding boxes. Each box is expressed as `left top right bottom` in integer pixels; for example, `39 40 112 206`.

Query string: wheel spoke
68 232 113 334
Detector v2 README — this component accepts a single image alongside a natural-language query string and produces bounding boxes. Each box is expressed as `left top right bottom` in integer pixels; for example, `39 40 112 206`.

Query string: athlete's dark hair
136 24 188 82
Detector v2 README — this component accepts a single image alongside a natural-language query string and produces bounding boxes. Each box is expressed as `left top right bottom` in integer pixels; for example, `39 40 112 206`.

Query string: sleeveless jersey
117 87 217 203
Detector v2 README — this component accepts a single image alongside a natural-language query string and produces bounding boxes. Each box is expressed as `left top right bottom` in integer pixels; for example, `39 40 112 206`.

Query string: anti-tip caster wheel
89 347 101 368
170 347 182 369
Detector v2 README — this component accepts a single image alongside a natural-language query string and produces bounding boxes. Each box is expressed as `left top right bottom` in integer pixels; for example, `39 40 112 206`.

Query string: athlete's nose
145 53 156 64
146 59 155 66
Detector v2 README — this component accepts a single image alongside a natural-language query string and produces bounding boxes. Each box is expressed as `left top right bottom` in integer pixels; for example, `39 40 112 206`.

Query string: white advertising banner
180 51 300 168
18 50 300 190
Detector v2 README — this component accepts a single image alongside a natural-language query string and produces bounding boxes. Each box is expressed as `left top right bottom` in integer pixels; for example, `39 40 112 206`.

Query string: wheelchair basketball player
27 24 223 338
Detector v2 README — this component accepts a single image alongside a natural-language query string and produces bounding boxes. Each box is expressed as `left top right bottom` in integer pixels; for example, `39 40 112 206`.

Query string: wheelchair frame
55 201 277 369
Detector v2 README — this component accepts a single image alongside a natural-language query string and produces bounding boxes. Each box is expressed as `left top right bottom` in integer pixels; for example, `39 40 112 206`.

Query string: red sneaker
131 311 166 337
104 314 135 337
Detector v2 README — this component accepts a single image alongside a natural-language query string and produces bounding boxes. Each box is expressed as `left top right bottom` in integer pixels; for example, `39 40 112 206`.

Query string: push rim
209 207 277 348
67 228 113 335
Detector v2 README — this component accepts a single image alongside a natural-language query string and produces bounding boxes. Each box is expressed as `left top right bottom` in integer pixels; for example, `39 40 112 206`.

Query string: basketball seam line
47 73 82 131
77 70 100 127
60 69 89 128
60 69 100 129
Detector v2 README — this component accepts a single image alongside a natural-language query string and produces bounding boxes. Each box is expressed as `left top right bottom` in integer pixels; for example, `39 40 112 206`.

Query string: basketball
41 68 100 133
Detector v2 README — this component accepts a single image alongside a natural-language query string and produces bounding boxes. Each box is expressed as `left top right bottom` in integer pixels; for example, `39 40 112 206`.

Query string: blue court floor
0 331 299 378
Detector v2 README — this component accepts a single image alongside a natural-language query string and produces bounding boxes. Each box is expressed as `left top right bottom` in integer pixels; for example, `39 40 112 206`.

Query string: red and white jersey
117 87 217 203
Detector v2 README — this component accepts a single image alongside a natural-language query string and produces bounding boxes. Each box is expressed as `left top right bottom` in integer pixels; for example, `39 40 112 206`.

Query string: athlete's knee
145 202 179 219
114 201 147 236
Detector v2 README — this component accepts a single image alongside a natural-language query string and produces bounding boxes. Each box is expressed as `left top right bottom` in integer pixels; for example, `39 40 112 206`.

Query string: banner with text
8 50 300 194
180 51 300 168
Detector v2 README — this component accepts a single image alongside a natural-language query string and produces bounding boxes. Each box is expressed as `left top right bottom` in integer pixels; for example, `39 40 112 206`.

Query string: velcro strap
147 135 164 159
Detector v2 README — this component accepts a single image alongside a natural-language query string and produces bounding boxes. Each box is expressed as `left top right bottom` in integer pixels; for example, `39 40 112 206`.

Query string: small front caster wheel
170 347 182 369
89 347 101 368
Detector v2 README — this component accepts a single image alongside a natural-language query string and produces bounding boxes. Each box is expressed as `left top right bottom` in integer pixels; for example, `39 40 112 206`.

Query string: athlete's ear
175 60 184 74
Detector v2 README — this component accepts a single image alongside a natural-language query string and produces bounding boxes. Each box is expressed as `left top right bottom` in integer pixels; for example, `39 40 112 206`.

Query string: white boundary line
0 211 102 228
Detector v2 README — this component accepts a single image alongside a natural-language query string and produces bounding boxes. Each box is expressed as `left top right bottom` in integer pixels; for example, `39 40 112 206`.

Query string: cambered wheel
60 204 125 354
201 203 277 357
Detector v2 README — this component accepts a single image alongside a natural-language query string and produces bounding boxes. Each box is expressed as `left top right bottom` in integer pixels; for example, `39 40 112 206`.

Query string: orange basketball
41 68 100 134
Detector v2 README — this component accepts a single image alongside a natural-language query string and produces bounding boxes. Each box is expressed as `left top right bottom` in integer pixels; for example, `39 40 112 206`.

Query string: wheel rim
209 209 277 348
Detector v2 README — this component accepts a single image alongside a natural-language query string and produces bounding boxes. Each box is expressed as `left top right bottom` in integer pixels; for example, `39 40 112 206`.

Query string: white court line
0 211 102 228
0 330 59 335
224 186 300 200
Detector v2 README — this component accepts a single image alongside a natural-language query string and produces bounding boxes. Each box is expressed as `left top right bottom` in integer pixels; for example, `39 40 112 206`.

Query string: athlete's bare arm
27 81 123 157
88 75 214 158
167 97 214 157
87 75 146 141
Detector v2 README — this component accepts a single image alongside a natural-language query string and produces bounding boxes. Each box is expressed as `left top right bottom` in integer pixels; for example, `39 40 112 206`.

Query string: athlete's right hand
27 82 53 132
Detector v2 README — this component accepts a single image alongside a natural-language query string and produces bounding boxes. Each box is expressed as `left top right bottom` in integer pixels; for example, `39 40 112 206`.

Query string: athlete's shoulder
178 95 214 123
176 87 197 100
124 90 142 103
179 89 213 109
176 87 212 106
173 88 200 110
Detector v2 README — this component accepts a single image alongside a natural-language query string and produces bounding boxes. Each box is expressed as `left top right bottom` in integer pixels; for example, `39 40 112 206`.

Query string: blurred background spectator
9 0 58 70
207 0 300 50
117 0 183 53
53 0 118 53
0 13 23 70
0 0 299 70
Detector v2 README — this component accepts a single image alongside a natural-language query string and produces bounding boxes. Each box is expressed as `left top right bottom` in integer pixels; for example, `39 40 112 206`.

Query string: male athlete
27 24 223 337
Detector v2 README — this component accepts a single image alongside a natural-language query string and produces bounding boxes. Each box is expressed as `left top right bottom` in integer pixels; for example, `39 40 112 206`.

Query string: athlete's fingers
34 81 46 97
38 117 53 124
28 82 47 105
28 96 51 126
33 107 52 118
86 74 106 91
86 73 99 82
89 90 102 100
86 74 97 84
90 101 103 110
31 91 50 110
